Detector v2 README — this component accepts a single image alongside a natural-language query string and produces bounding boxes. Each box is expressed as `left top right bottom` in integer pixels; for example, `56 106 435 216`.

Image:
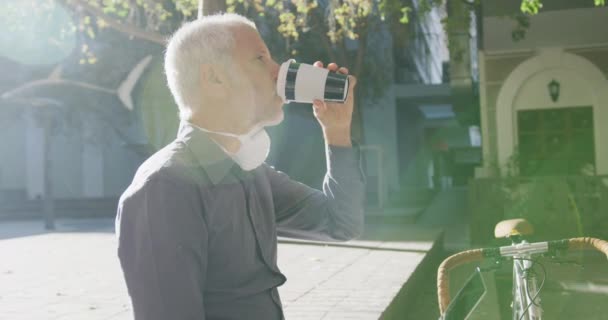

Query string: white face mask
192 123 271 171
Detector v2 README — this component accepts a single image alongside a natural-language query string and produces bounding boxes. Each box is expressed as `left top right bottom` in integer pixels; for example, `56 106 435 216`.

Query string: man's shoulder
120 141 202 200
139 141 199 177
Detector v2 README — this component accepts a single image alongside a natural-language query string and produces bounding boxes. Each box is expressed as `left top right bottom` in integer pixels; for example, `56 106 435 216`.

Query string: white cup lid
276 59 295 104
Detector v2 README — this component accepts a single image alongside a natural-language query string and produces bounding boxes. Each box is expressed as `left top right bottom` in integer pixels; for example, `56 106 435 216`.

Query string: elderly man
116 13 364 320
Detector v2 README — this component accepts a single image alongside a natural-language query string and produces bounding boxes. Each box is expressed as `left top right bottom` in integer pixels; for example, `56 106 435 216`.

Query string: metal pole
43 117 55 230
198 0 203 19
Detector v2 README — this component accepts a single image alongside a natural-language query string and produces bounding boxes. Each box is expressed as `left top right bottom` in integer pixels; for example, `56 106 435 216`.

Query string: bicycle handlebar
437 237 608 315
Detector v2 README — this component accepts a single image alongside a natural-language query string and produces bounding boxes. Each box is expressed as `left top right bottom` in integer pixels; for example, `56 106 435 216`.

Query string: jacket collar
177 121 237 185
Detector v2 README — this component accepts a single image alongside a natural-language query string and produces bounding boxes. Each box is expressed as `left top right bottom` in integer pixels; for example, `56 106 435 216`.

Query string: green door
517 106 595 176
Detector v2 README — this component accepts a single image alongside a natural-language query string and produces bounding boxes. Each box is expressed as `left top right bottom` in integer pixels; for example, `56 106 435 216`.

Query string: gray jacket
116 121 365 320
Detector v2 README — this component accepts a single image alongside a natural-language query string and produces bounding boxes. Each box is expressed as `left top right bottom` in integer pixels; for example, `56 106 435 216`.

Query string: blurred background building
470 0 608 244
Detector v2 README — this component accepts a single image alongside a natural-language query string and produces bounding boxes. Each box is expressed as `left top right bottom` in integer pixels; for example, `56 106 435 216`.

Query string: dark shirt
116 121 365 320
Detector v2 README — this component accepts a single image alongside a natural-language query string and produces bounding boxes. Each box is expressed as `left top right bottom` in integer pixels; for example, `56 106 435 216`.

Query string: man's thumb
348 75 357 88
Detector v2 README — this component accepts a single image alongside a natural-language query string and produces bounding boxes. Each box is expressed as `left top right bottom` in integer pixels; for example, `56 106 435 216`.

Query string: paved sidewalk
0 219 442 320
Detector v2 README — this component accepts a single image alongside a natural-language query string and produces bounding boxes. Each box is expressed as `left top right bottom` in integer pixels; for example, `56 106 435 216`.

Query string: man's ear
200 64 228 96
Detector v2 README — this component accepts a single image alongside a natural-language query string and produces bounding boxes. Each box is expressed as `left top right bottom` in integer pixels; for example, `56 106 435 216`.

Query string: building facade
477 1 608 177
470 1 608 243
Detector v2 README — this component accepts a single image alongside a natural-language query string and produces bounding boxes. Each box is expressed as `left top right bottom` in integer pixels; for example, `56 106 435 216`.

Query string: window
517 106 594 176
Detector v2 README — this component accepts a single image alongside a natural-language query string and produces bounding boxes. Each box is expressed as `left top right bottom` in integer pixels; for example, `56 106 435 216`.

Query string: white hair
164 14 257 121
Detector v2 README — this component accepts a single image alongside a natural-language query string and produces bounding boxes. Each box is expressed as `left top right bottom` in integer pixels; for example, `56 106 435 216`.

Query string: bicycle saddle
494 218 534 238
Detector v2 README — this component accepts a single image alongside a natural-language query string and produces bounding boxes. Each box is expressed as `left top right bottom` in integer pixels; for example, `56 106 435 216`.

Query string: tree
24 0 400 143
3 0 606 145
47 0 416 142
21 0 601 142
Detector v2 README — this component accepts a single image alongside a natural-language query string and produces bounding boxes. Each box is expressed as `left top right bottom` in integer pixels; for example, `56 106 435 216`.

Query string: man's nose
270 60 279 82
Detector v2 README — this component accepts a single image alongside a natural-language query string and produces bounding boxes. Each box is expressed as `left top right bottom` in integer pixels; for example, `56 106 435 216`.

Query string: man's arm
270 61 364 241
268 141 365 241
116 172 208 320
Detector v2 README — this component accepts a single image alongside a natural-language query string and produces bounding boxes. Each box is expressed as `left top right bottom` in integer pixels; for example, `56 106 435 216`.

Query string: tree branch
338 38 349 67
353 19 369 78
321 32 338 63
309 9 338 62
59 0 167 45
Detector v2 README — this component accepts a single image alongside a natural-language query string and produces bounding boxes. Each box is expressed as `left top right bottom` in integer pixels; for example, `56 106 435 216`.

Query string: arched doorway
496 49 608 175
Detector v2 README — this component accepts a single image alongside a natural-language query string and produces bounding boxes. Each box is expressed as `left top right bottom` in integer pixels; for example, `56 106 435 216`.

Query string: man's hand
312 61 357 147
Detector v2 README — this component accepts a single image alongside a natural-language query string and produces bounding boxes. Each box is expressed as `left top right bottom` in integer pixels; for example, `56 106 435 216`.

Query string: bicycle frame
511 240 542 320
437 234 608 320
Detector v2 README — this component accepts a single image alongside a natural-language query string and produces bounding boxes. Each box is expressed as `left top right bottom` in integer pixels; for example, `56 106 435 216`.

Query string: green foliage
55 0 606 46
32 0 606 64
25 0 607 52
510 14 530 42
11 0 606 83
520 0 542 15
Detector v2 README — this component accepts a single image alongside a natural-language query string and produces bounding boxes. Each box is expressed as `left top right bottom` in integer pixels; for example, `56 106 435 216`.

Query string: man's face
227 26 284 128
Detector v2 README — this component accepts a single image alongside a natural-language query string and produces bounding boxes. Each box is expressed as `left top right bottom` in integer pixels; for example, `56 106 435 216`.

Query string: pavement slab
0 219 442 320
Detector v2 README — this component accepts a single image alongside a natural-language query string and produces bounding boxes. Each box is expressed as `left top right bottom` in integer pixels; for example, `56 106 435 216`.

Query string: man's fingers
313 62 348 75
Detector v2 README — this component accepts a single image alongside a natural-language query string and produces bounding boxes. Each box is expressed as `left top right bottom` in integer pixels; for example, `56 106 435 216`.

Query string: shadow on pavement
0 218 115 240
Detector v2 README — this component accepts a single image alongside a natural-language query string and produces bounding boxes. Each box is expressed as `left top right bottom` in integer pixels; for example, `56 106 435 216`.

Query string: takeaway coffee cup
276 59 350 104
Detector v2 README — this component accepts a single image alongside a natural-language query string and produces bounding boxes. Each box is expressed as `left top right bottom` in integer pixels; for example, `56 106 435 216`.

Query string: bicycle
437 218 608 320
